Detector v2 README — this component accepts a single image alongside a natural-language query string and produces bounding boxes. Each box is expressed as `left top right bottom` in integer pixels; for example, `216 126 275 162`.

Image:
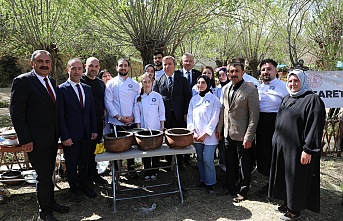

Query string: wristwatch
117 116 121 121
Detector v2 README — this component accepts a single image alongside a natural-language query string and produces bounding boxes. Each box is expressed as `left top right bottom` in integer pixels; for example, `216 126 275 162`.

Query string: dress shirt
182 69 192 84
67 79 85 107
33 71 56 99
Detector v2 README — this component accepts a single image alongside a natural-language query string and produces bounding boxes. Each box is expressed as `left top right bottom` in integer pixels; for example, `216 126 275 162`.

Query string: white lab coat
187 92 221 145
133 91 166 130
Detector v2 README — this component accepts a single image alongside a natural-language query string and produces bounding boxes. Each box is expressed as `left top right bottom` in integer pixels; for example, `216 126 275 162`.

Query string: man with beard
255 59 288 195
216 61 259 202
153 51 164 79
105 58 140 177
81 57 107 185
10 50 69 221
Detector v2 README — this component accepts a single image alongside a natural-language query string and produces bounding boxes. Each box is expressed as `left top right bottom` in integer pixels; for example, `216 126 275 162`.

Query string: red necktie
43 77 55 104
76 84 84 108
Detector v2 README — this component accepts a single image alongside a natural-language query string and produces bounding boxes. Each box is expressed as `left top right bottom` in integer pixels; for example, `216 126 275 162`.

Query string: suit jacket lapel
230 83 246 107
30 72 55 104
66 81 81 107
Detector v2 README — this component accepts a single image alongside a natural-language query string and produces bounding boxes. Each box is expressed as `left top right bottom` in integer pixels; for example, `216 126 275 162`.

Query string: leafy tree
81 0 236 66
7 0 81 80
307 0 343 70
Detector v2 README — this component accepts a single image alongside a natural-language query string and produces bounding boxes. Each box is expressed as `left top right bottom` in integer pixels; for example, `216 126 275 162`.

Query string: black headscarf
217 67 230 87
144 64 155 73
197 75 212 97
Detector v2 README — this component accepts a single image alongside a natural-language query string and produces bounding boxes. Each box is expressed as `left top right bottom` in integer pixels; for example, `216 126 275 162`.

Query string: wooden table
95 144 196 212
0 145 30 170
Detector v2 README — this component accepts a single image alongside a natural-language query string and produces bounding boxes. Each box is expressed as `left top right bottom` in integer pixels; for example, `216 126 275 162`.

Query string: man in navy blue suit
175 53 201 165
59 58 98 203
175 53 201 89
153 56 192 168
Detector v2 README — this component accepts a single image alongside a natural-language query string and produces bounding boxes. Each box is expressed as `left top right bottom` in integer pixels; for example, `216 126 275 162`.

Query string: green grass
0 87 11 93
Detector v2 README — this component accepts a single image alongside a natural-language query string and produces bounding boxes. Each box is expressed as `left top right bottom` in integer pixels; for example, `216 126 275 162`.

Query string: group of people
9 50 325 221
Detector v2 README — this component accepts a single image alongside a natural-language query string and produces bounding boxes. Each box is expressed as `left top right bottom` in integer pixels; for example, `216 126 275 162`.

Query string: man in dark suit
59 58 98 203
216 61 260 203
175 52 200 165
175 53 201 89
153 56 192 168
10 50 69 221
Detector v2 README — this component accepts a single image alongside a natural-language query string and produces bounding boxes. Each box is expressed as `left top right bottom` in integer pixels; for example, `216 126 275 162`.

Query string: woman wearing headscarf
216 67 230 99
215 67 230 172
268 69 326 221
191 66 218 97
187 75 222 193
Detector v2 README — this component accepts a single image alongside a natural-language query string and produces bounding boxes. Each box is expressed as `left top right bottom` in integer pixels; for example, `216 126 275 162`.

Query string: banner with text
306 71 343 108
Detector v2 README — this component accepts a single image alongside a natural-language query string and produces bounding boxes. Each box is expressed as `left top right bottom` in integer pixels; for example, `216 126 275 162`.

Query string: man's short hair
67 58 83 67
259 59 278 69
117 58 130 67
182 52 194 60
228 61 244 71
153 51 164 57
162 56 176 65
230 57 245 64
31 50 51 62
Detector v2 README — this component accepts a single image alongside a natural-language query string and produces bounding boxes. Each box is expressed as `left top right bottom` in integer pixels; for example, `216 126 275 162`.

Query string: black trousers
63 135 91 191
27 141 58 214
88 120 104 178
225 136 252 196
255 112 277 176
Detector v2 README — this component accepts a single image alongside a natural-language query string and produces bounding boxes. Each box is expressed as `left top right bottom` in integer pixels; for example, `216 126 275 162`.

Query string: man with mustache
216 61 259 203
10 50 69 221
255 59 288 195
104 58 140 177
81 57 108 185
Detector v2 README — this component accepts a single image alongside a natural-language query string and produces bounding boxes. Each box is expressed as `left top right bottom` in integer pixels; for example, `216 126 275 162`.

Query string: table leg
111 160 116 212
174 155 184 204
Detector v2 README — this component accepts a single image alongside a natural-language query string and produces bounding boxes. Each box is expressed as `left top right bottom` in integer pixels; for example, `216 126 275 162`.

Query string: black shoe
217 188 237 196
178 162 186 171
258 183 269 195
233 194 247 203
206 185 215 193
37 212 59 221
184 158 192 166
128 171 140 179
276 204 288 213
52 202 70 213
280 211 301 220
198 182 206 188
92 175 108 185
80 186 97 198
70 191 83 203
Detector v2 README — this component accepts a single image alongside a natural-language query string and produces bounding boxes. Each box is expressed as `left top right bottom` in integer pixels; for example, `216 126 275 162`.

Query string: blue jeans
194 143 216 185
